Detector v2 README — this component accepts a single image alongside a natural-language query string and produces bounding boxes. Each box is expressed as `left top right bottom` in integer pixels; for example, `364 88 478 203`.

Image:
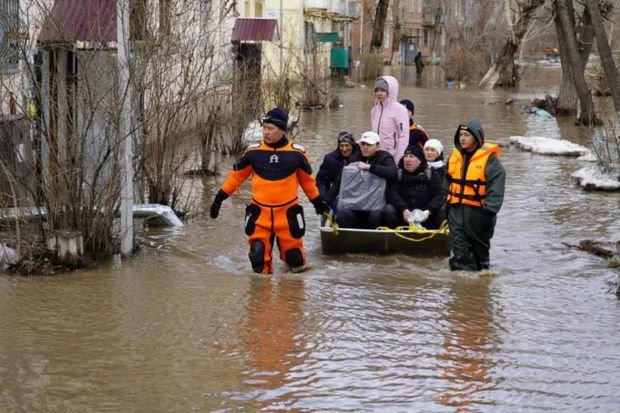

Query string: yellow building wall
261 0 304 78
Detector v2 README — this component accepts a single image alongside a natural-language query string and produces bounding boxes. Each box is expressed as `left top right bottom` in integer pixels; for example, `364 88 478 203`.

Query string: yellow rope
375 220 449 243
323 211 339 235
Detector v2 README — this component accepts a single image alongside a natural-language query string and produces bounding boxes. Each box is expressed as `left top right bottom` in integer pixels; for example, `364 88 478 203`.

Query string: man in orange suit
209 107 329 274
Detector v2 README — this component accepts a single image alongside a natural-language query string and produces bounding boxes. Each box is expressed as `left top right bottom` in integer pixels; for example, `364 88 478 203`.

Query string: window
423 28 428 46
0 0 20 71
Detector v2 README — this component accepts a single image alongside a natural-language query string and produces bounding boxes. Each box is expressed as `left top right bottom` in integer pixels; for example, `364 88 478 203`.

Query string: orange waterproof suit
219 137 320 274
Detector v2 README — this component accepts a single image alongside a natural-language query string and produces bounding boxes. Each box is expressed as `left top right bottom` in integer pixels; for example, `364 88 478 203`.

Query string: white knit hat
424 138 443 155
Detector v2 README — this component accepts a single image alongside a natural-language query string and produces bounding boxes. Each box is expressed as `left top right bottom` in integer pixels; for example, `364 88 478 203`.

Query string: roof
231 18 279 43
38 0 118 43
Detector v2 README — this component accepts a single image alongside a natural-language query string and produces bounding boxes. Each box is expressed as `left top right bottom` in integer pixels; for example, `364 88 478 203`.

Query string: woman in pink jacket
370 75 410 164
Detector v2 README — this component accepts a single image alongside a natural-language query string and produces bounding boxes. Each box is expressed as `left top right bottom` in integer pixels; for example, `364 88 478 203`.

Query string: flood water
1 66 620 412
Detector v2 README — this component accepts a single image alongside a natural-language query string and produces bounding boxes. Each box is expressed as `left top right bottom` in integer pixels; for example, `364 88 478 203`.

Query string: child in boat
381 145 445 229
444 119 506 271
371 76 410 163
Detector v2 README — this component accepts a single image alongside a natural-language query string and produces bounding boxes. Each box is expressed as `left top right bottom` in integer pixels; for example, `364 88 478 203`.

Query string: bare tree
441 0 510 82
554 0 598 125
0 0 239 272
389 0 401 65
553 2 594 115
370 0 389 54
585 0 620 115
479 0 546 89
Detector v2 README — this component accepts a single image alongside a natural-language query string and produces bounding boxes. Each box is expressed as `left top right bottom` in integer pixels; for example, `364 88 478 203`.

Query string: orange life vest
410 122 428 135
409 122 429 149
446 143 499 207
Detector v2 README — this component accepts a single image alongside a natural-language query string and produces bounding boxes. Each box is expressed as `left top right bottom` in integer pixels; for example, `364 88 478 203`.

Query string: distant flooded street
1 65 619 412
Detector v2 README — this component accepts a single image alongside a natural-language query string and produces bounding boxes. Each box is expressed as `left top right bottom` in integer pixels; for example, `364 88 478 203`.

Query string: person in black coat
336 131 397 229
381 145 445 229
316 131 359 211
400 98 429 150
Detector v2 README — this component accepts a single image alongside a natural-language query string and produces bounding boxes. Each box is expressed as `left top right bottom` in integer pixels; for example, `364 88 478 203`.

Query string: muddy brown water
1 66 619 412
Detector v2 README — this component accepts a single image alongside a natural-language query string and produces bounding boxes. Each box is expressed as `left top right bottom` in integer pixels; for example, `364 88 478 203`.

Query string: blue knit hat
400 99 414 114
262 107 288 131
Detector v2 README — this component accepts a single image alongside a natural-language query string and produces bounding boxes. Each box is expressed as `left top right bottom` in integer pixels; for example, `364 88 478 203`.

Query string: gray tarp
337 164 386 211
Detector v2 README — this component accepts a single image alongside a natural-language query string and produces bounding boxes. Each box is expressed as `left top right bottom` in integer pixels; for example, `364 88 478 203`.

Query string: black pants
336 208 383 229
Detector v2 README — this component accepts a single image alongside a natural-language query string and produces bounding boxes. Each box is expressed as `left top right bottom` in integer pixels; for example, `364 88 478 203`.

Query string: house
0 0 45 205
349 0 442 65
232 0 355 105
6 0 236 201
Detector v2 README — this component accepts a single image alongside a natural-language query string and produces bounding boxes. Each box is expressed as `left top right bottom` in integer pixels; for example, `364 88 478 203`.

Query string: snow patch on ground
572 166 620 191
510 135 619 191
509 136 590 156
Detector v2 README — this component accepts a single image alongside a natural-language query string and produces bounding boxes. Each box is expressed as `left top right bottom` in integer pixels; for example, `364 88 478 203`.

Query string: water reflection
241 276 306 407
439 276 499 412
2 65 620 412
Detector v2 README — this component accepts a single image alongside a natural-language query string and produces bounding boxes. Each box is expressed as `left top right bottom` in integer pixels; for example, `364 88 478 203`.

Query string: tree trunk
429 1 442 57
389 0 401 65
555 3 594 115
554 0 598 125
586 0 620 115
479 0 545 89
370 0 390 54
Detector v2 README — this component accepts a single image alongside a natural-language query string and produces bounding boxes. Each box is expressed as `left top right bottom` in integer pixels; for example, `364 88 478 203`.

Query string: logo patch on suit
269 154 279 164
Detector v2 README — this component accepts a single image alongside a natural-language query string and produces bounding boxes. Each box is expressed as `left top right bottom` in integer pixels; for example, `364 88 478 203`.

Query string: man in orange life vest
209 107 329 274
445 119 505 271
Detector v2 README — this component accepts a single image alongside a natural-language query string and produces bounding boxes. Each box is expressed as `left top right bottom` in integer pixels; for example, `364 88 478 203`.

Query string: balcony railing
305 0 328 9
305 0 354 18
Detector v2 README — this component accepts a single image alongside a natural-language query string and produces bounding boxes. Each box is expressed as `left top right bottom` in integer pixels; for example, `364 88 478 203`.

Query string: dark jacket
350 149 398 180
316 144 360 203
408 119 429 149
386 167 444 214
327 149 396 204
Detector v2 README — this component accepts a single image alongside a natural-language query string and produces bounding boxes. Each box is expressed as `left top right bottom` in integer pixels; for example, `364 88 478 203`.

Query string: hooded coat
316 138 360 205
444 119 506 271
370 76 410 164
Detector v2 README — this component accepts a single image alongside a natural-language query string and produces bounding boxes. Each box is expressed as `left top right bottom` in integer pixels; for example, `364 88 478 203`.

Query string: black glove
311 197 330 215
209 189 229 219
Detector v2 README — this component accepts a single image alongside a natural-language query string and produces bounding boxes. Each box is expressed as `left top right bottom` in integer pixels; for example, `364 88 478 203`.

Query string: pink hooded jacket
370 75 409 163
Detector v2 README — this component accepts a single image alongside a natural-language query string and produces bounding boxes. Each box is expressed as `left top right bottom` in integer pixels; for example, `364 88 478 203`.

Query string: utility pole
117 0 133 256
360 2 363 56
